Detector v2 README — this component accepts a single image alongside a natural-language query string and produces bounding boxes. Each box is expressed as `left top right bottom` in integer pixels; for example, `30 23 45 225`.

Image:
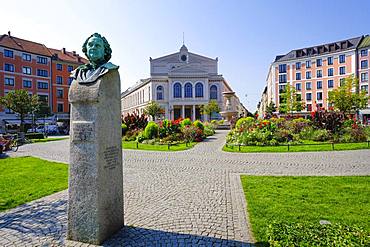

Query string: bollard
368 141 369 148
331 142 334 150
287 144 290 151
238 144 241 151
136 142 139 149
168 143 170 150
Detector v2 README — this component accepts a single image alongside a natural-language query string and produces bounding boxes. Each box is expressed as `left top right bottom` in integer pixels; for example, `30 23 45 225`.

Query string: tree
265 102 276 115
202 100 220 120
328 75 369 115
143 101 163 121
278 84 304 114
0 90 39 132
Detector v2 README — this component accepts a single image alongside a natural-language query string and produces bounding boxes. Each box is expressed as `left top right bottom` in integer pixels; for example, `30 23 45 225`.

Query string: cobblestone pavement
1 130 370 246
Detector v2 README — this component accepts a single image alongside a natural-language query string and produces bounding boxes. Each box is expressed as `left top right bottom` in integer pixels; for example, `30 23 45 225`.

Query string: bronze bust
71 33 118 84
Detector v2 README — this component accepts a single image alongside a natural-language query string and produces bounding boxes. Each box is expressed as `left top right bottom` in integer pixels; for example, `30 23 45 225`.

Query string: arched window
173 83 182 98
184 83 192 98
156 85 163 100
195 82 203 97
210 85 218 99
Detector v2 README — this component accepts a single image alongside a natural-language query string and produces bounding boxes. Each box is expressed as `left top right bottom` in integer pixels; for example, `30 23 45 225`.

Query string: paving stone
2 130 369 246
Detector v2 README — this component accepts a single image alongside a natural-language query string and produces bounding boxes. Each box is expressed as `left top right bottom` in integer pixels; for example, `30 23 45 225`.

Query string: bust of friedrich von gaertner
71 33 119 84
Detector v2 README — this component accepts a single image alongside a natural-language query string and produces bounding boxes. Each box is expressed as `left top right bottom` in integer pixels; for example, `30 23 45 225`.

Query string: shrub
311 129 330 141
181 118 192 127
193 120 204 130
122 129 140 141
122 112 148 131
121 123 127 136
312 111 345 134
235 117 255 130
144 121 159 139
25 133 45 139
136 131 146 143
267 222 369 247
203 125 215 137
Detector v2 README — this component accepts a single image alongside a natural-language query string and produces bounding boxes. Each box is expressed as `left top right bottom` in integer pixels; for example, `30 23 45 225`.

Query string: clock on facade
181 55 187 61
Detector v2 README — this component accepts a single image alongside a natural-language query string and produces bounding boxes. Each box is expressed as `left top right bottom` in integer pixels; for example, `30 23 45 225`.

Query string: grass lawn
241 176 370 244
224 141 370 153
0 156 68 211
32 137 69 143
122 141 196 151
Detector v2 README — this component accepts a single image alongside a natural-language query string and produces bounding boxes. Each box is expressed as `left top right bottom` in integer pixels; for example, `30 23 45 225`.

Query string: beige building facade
121 45 245 121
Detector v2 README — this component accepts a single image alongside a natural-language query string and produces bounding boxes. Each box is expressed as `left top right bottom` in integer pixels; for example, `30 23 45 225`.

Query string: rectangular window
339 54 346 63
316 58 322 67
306 93 312 101
4 63 14 72
340 78 345 86
67 65 74 72
306 60 311 68
306 104 312 111
361 60 368 69
68 77 73 85
57 103 64 113
37 56 48 64
317 81 322 89
37 81 48 89
22 53 31 61
4 49 14 58
328 56 333 65
306 71 311 79
328 68 334 76
295 83 301 91
279 85 286 93
317 92 323 100
22 66 31 75
296 72 301 80
316 70 322 78
361 49 368 57
37 69 48 77
56 76 63 84
361 85 369 93
295 62 301 70
339 66 346 75
4 77 14 86
361 72 368 82
56 64 63 71
328 79 334 88
306 82 312 90
57 89 64 98
278 74 287 83
23 79 32 88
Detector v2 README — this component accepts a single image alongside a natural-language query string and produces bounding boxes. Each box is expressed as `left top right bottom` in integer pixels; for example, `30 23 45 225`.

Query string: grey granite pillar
67 69 123 244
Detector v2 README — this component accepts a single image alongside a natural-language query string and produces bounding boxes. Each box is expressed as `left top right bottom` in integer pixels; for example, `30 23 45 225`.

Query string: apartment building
0 32 86 125
263 35 370 120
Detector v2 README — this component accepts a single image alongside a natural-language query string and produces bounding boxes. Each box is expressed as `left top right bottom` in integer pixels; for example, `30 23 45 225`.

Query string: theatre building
121 45 245 121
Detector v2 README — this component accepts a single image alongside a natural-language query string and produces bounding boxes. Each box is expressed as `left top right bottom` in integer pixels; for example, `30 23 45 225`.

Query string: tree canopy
143 101 163 120
278 84 303 114
0 90 39 132
202 100 220 119
328 75 369 115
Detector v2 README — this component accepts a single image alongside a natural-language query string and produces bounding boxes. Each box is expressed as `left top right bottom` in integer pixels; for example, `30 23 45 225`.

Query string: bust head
82 33 112 68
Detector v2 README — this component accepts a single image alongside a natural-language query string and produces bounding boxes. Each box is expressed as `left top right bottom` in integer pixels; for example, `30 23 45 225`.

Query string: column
192 105 196 121
182 105 185 119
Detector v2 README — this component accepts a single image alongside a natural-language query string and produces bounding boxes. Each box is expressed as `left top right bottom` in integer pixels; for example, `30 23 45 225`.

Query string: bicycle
8 135 20 152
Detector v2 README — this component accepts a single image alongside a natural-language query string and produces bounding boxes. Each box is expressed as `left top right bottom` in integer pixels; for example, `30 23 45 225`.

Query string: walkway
1 130 369 246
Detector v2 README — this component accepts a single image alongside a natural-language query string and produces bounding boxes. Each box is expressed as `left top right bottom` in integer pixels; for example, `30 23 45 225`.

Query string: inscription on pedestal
72 121 95 142
103 146 120 169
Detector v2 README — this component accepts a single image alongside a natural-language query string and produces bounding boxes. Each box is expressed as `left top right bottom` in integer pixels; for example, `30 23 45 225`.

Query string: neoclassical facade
121 45 245 120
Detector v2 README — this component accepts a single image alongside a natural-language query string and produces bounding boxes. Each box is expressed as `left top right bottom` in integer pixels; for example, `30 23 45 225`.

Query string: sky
1 0 370 111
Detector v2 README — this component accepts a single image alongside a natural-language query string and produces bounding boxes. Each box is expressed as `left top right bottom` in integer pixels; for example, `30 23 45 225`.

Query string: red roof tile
49 48 88 64
0 34 52 57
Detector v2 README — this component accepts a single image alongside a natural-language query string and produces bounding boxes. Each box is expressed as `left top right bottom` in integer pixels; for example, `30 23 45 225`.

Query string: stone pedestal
67 69 123 244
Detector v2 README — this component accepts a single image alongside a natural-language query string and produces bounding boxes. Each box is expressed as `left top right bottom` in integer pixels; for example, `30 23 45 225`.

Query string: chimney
62 48 66 54
7 31 11 37
72 51 76 56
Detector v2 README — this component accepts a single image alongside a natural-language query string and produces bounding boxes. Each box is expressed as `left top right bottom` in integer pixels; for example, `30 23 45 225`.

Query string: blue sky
1 0 370 111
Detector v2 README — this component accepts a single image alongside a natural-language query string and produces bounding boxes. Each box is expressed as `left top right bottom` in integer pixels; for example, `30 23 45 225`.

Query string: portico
171 104 203 121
